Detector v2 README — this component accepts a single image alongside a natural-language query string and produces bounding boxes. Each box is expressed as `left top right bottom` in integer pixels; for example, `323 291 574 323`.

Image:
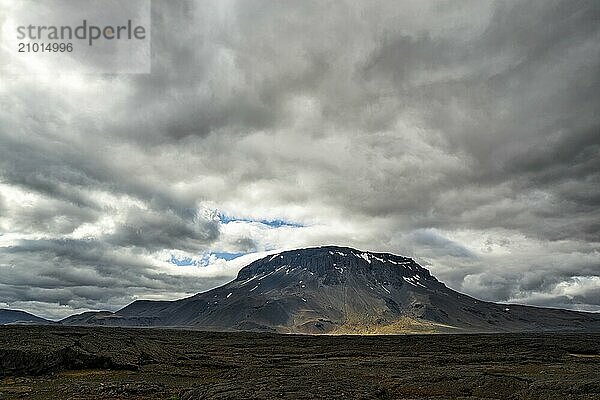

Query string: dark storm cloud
350 0 600 240
107 207 220 251
0 0 599 316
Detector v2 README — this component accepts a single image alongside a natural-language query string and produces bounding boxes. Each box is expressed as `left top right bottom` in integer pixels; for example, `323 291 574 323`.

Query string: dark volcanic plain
1 326 599 400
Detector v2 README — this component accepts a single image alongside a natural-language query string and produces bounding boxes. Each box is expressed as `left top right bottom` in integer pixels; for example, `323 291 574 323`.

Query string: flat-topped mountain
60 246 600 333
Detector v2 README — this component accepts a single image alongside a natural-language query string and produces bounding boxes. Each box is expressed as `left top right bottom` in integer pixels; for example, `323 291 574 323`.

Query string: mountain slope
61 246 600 333
0 309 52 325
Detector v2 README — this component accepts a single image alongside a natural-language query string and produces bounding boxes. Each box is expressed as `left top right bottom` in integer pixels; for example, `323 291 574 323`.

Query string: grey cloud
1 239 233 319
0 192 5 218
231 237 258 253
408 230 475 259
6 199 99 235
106 208 220 251
442 246 600 310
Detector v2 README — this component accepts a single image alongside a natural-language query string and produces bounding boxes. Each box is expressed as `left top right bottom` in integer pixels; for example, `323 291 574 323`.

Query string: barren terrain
1 326 599 399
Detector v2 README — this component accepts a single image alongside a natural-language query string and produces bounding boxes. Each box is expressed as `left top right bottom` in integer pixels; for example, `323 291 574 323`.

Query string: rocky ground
0 326 599 399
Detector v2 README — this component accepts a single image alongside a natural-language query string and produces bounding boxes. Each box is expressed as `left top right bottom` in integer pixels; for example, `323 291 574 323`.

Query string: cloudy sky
0 0 599 319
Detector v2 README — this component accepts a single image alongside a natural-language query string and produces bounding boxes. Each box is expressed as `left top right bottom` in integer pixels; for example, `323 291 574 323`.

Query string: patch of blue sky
168 255 199 266
211 252 245 261
169 251 246 266
217 212 303 228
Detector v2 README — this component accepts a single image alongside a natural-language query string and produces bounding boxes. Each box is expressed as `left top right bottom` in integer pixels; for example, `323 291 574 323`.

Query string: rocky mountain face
0 309 51 325
60 246 600 333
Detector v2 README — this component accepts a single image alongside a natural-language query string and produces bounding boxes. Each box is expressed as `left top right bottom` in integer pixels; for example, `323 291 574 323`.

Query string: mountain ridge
0 309 52 325
58 246 600 334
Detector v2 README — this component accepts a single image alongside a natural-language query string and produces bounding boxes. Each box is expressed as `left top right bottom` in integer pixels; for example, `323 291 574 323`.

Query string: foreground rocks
0 326 599 399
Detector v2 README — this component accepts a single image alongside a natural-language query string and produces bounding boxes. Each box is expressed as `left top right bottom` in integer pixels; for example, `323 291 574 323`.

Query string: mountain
0 309 52 325
60 246 600 333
